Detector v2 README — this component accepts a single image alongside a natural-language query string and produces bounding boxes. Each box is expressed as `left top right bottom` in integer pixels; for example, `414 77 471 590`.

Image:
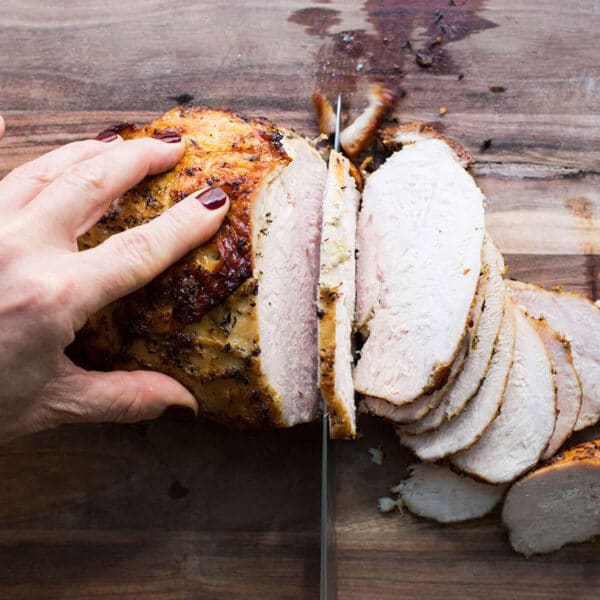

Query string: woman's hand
0 120 229 444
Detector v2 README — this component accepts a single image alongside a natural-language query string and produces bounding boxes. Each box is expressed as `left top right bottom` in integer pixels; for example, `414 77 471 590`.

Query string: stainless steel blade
320 94 342 600
333 95 342 152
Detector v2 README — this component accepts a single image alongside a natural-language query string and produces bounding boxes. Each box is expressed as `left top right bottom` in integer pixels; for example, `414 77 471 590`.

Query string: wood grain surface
0 0 599 598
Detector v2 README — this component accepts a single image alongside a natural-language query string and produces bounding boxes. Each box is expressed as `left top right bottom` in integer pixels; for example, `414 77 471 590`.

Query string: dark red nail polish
196 187 228 210
153 130 181 144
95 129 118 143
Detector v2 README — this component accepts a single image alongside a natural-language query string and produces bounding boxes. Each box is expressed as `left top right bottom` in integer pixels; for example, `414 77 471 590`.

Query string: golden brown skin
318 286 343 433
79 107 290 324
70 107 295 428
543 438 600 468
380 123 474 167
339 84 397 159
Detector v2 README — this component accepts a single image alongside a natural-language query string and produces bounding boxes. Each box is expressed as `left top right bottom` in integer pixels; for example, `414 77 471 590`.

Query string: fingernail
153 129 182 144
95 129 119 143
161 405 197 421
196 187 228 210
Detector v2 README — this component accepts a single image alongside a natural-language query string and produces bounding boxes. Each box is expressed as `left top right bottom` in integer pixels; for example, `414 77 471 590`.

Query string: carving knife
320 94 342 600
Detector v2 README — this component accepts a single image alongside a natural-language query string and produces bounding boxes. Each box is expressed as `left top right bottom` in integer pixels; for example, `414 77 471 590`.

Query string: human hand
0 121 229 444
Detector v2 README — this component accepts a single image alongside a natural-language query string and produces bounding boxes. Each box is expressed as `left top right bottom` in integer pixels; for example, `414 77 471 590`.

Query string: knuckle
63 161 106 195
164 207 191 239
9 273 75 346
11 159 63 188
113 228 157 275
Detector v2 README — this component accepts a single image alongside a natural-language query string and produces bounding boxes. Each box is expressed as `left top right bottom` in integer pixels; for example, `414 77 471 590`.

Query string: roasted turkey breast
70 107 327 429
399 236 505 435
525 314 582 460
452 307 557 483
397 298 515 462
318 150 361 439
361 235 491 425
507 280 600 431
502 439 600 556
354 127 485 406
397 463 507 523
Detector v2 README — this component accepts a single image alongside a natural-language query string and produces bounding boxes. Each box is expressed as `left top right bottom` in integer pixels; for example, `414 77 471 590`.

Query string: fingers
22 136 185 242
0 136 122 214
72 187 229 317
39 363 198 428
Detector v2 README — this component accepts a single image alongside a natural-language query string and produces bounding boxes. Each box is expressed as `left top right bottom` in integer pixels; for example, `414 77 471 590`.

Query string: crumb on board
369 447 384 465
439 105 448 116
415 51 433 68
377 496 404 513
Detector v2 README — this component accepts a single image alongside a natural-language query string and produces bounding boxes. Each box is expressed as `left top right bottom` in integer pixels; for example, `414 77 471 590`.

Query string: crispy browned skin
543 439 600 468
339 84 397 159
318 286 347 435
80 107 290 325
380 123 474 167
71 107 295 428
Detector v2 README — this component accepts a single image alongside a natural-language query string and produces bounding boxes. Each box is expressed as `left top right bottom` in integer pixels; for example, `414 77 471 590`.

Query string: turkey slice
452 307 557 484
396 463 507 523
400 236 504 434
318 150 361 439
502 439 600 556
360 391 434 424
525 314 583 460
354 132 485 406
397 296 514 461
361 236 491 424
507 280 600 431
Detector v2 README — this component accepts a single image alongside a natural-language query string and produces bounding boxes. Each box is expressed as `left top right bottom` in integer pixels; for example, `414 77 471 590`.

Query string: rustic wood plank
481 173 600 256
0 530 318 600
0 0 599 168
0 421 321 598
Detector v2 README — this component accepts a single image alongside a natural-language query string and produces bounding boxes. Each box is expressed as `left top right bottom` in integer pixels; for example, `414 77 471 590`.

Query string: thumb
41 363 198 427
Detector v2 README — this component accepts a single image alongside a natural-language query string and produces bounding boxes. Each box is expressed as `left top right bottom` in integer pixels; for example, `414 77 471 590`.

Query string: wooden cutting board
0 1 598 598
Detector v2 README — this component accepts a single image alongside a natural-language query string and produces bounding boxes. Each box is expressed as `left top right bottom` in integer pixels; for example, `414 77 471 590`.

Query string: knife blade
320 94 342 600
333 94 342 153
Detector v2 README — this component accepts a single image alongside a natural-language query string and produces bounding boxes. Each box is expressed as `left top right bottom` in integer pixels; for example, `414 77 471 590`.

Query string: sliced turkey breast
318 150 361 439
400 236 504 434
397 463 507 523
502 439 600 556
359 359 459 424
71 107 326 429
354 131 485 406
397 298 515 461
361 238 491 425
526 315 583 460
452 308 557 483
507 280 600 431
